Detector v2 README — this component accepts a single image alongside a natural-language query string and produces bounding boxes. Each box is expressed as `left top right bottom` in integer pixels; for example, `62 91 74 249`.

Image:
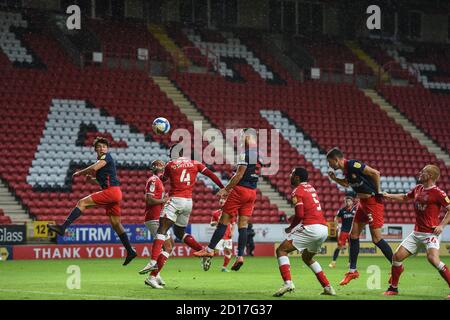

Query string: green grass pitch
0 256 448 300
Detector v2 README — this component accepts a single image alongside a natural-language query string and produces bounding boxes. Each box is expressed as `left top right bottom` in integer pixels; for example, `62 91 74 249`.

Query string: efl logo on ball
152 117 170 135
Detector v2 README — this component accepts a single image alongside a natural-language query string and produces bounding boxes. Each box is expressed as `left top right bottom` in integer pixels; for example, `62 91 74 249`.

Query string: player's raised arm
199 164 225 189
384 185 416 202
85 174 99 185
383 192 408 202
362 165 382 194
217 165 246 197
328 170 350 188
73 159 107 178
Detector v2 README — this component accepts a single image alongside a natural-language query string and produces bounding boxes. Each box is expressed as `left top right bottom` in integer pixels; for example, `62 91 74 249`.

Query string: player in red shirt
383 165 450 297
273 167 336 297
141 144 225 274
194 128 260 271
138 160 174 289
207 198 236 272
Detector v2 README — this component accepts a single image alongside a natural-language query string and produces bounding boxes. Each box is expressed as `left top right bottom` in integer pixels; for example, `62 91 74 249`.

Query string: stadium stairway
363 89 450 166
148 23 190 69
0 178 31 224
346 41 390 82
151 75 295 218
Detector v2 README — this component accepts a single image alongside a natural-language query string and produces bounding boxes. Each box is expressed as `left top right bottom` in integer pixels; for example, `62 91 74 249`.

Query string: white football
152 117 171 135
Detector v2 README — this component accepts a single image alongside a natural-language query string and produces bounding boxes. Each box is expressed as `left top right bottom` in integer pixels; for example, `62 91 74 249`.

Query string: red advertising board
11 243 276 260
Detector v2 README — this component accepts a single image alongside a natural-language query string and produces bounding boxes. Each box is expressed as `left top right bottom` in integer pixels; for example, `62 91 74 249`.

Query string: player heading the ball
327 147 393 286
194 128 262 272
141 143 225 274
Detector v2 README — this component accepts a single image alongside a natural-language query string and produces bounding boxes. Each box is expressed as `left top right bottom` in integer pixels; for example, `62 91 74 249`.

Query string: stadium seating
88 19 171 62
0 11 448 226
357 39 415 82
0 13 281 224
169 28 449 223
0 11 32 64
0 209 12 224
378 85 450 155
301 36 373 76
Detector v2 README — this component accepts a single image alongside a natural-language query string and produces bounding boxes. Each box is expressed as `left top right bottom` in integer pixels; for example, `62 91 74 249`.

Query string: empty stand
0 11 32 64
379 85 450 156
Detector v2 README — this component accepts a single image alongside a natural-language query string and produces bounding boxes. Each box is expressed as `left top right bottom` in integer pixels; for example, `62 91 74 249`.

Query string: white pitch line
0 288 153 300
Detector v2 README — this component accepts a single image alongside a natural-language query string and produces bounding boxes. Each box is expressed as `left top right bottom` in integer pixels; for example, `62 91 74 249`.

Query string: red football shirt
407 185 450 233
291 182 327 226
163 157 206 198
211 209 235 240
144 174 164 222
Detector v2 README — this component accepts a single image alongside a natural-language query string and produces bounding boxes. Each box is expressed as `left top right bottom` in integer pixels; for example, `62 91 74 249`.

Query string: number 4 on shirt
180 169 191 185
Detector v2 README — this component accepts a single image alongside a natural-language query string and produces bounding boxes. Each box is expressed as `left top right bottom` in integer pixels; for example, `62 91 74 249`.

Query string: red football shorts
222 185 257 217
338 231 350 247
90 186 122 216
354 196 384 229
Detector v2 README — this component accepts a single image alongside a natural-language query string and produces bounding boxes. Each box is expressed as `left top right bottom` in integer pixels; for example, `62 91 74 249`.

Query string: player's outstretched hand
328 171 336 180
375 193 384 202
433 225 444 236
85 174 94 183
217 188 228 198
163 195 171 204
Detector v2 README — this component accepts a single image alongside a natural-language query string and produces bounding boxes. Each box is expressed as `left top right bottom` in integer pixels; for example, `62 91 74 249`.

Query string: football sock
309 261 330 288
61 207 82 230
278 256 291 283
151 234 166 261
150 251 170 277
237 228 248 257
223 254 232 268
375 239 393 263
118 232 134 254
332 248 340 262
437 262 450 287
182 233 202 251
207 223 228 251
349 238 360 270
390 261 404 288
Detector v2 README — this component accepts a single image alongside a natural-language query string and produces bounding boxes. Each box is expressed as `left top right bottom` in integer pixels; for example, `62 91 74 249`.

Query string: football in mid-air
152 117 171 135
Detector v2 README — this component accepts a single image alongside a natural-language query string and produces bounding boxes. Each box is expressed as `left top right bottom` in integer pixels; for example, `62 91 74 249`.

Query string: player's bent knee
173 226 185 240
276 246 287 257
392 252 401 262
426 253 439 264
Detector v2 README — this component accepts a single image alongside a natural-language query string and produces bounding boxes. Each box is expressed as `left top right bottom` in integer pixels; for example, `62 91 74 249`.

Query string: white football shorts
400 231 441 255
286 224 328 253
161 197 193 227
215 239 233 251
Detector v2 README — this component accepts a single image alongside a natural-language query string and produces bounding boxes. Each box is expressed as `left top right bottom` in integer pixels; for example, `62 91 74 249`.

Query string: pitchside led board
0 225 26 245
55 224 191 244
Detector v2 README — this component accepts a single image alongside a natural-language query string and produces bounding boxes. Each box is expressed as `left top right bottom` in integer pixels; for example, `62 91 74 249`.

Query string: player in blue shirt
48 137 137 265
194 128 261 271
329 194 357 268
327 147 393 285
